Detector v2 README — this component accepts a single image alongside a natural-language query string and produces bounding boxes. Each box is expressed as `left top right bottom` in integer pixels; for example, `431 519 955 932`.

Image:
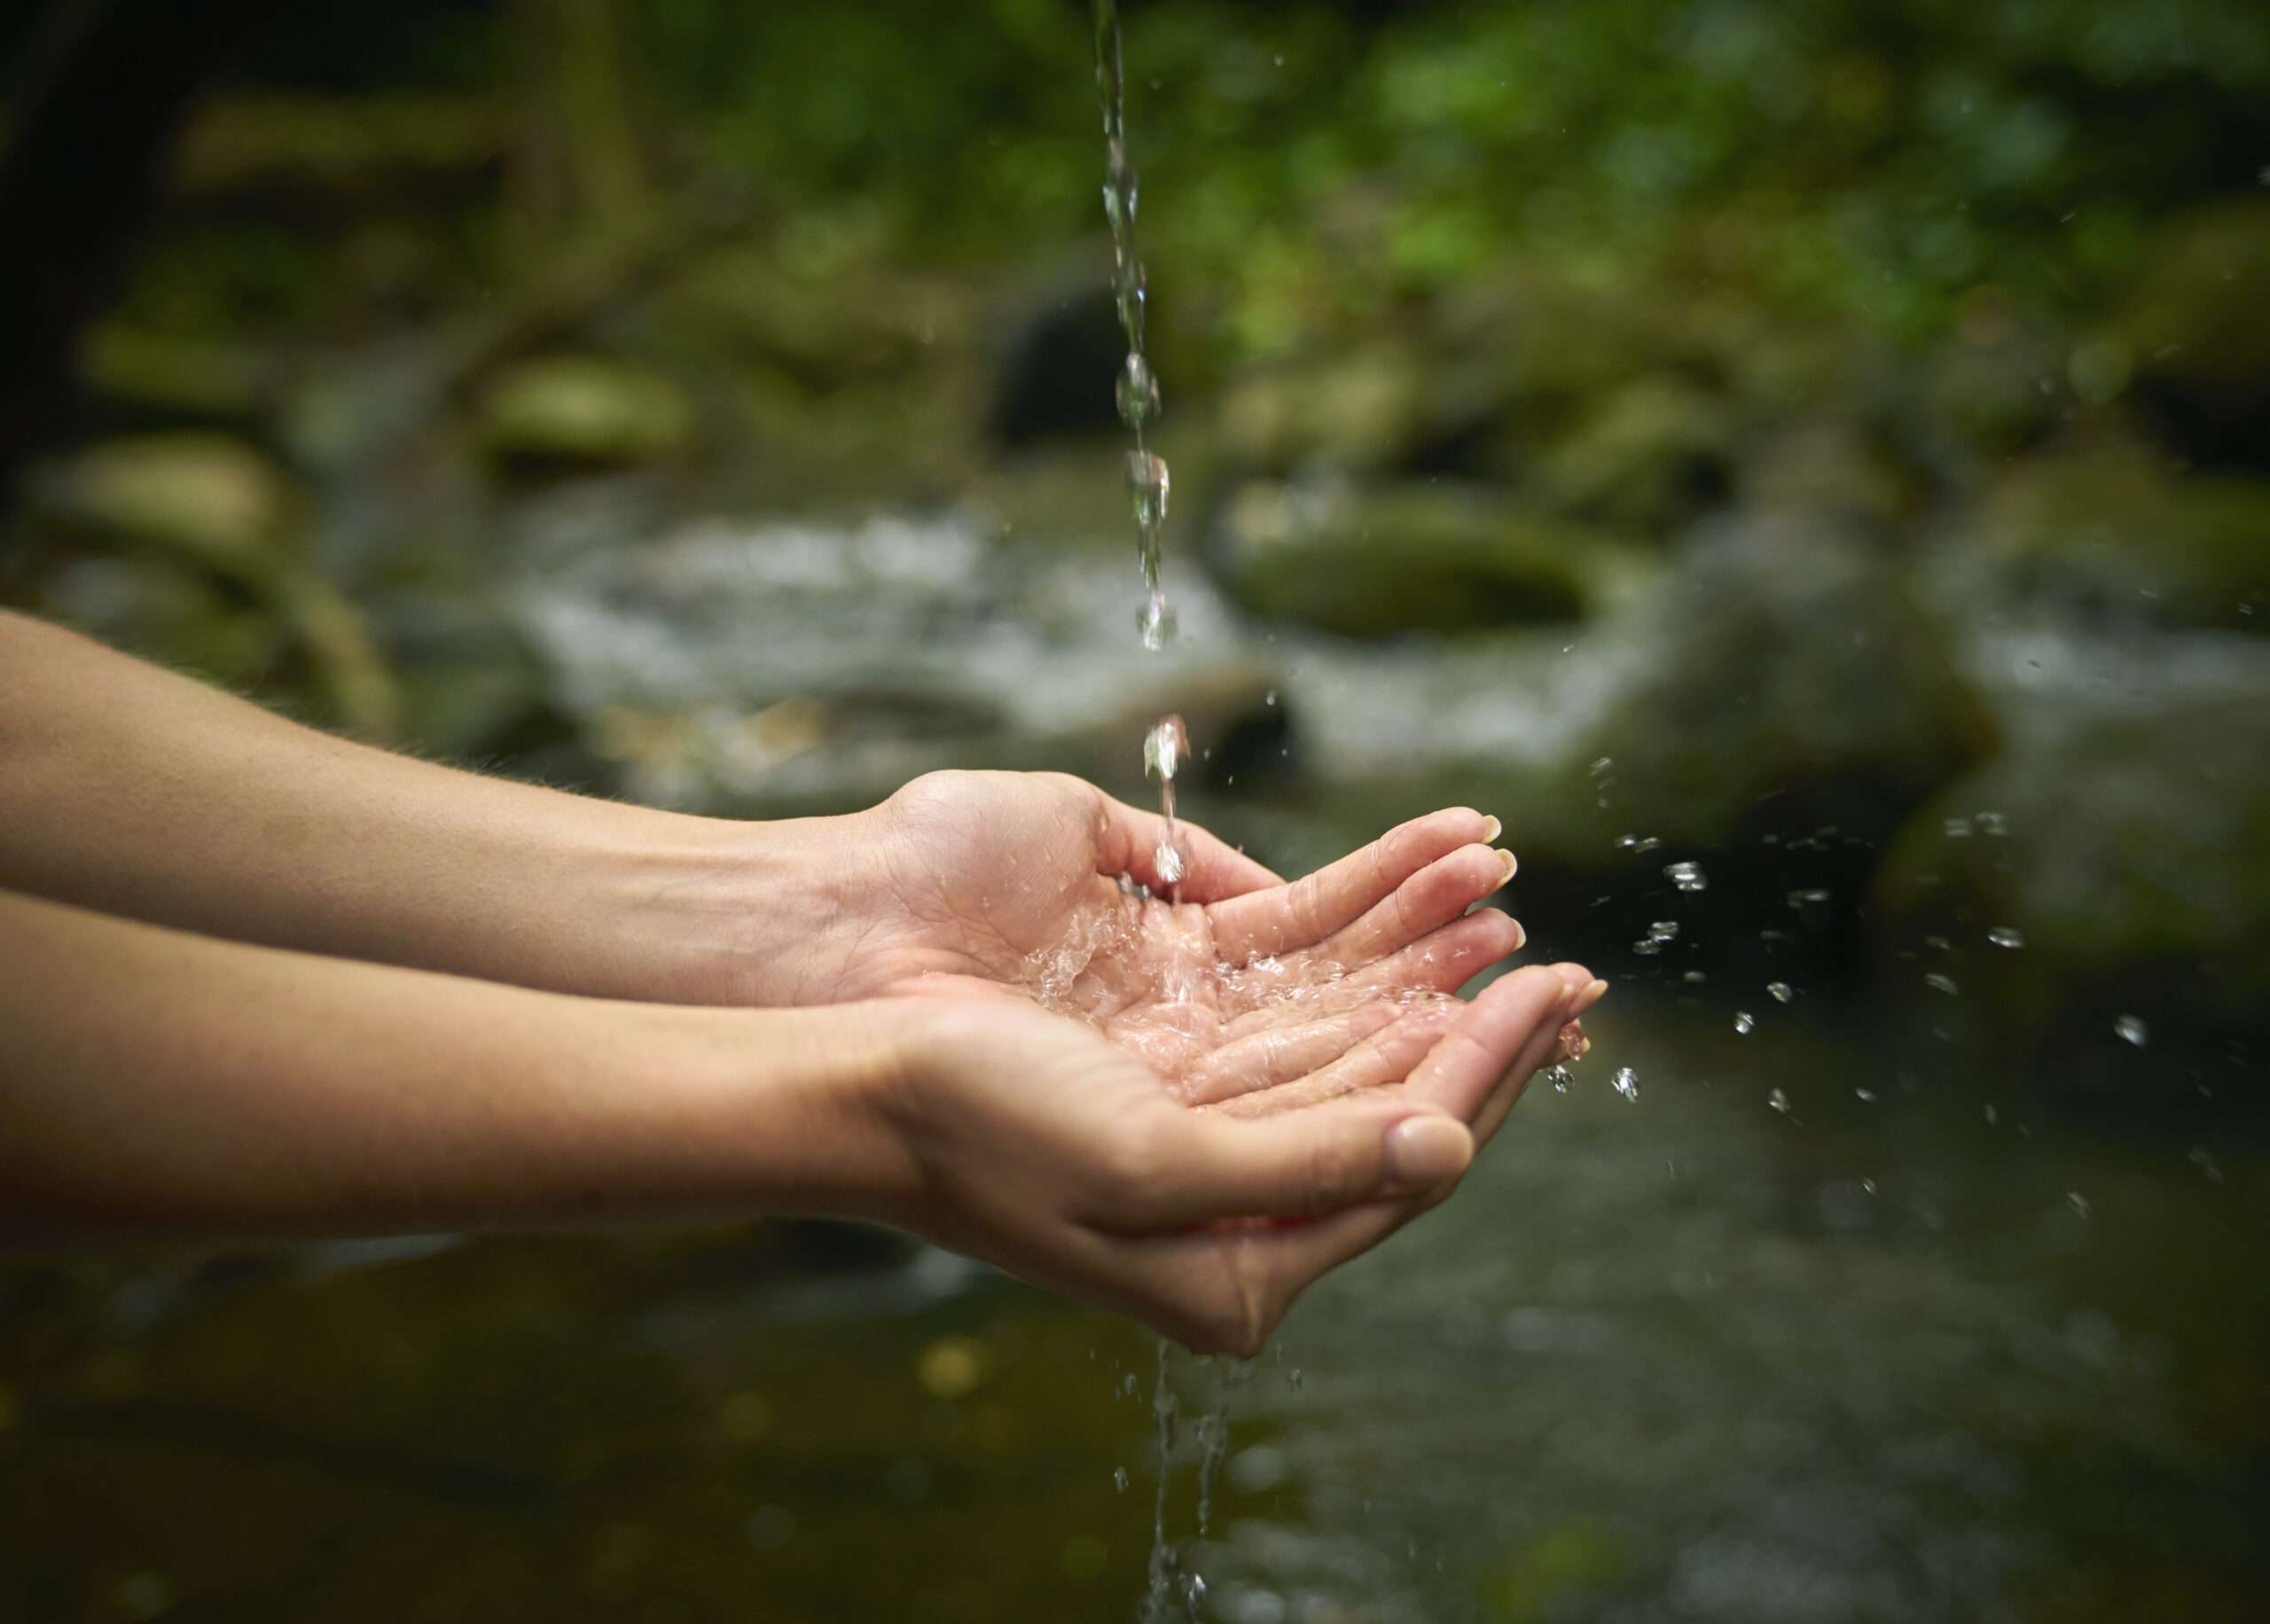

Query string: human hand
865 968 1597 1355
794 770 1569 1102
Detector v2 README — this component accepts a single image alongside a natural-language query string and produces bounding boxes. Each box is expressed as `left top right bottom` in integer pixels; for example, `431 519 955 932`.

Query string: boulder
2116 201 2270 471
1529 372 1736 535
1876 693 2270 1066
1207 478 1604 638
1962 446 2270 634
1538 520 1993 855
477 355 694 471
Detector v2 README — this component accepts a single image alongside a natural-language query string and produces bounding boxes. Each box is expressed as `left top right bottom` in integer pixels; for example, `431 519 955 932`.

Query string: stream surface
1 970 2260 1622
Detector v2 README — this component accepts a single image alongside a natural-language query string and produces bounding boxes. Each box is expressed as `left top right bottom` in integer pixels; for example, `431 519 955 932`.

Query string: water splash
1146 714 1189 889
1612 1067 1640 1103
1663 860 1708 893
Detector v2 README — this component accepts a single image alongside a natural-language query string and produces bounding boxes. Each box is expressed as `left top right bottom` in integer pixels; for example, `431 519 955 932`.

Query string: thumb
1118 1106 1474 1228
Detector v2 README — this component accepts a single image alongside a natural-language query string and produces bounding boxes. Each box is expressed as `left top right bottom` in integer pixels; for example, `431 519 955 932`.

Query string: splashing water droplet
1632 939 1663 956
1766 980 1793 1003
1924 972 1961 995
1154 839 1186 886
1144 715 1185 780
1545 1064 1574 1094
1648 920 1680 942
1115 1466 1131 1493
1768 1087 1791 1113
1988 926 2025 949
1663 860 1707 892
1734 1011 1756 1035
2115 1014 2149 1047
1617 833 1661 854
1611 1067 1640 1102
2066 1191 2092 1219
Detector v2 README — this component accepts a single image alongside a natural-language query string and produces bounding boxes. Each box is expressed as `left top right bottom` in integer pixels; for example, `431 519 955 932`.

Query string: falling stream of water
1094 4 1217 1617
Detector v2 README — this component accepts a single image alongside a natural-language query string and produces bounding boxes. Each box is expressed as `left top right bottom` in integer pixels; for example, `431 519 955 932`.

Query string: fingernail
1578 1035 1592 1056
1570 978 1609 1016
1386 1115 1473 1187
1508 917 1528 949
1481 815 1502 842
1496 848 1517 884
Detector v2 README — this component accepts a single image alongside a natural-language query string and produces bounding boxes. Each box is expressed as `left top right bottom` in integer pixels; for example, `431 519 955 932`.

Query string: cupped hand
824 770 1577 1105
874 971 1595 1355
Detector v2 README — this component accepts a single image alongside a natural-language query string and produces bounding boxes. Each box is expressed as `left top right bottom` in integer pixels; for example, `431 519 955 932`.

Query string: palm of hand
841 772 1537 1110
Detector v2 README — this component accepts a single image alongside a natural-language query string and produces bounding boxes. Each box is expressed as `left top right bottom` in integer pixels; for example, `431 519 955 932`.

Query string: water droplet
1154 839 1186 885
1988 926 2024 949
1114 1465 1131 1493
1611 1067 1640 1102
1126 450 1170 529
1115 352 1161 427
1854 1087 1878 1103
2066 1191 2092 1219
1767 1086 1790 1113
1137 594 1177 650
1663 860 1707 892
1984 1103 1999 1126
1544 1064 1574 1094
2189 1147 2225 1183
1766 980 1793 1003
1180 1573 1208 1618
1682 970 1708 983
1632 939 1663 956
1616 833 1661 854
1976 810 2008 835
1734 1011 1756 1035
1648 920 1680 942
2115 1014 2148 1047
1944 816 1974 838
1284 1367 1303 1392
1589 756 1614 777
1924 972 1960 995
1144 714 1186 780
1787 887 1830 907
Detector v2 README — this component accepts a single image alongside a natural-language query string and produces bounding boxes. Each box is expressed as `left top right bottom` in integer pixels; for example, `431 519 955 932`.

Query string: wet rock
1542 520 1992 855
2116 201 2270 471
1960 446 2270 633
477 355 694 472
1876 694 2270 1066
1208 478 1601 638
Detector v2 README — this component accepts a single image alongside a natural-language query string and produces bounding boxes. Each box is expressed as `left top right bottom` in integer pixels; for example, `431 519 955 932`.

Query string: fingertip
1385 1113 1473 1187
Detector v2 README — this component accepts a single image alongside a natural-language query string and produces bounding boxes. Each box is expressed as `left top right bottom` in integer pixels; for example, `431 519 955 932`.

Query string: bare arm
0 609 830 1004
0 887 1554 1352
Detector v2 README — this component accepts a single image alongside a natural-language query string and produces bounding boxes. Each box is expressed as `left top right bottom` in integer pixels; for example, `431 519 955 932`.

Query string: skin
0 612 1603 1352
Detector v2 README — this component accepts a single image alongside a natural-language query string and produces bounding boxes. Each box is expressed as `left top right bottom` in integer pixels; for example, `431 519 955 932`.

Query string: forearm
0 889 912 1238
0 611 853 1004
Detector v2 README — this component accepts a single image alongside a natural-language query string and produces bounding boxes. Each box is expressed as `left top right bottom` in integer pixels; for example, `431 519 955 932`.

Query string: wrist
571 805 881 1008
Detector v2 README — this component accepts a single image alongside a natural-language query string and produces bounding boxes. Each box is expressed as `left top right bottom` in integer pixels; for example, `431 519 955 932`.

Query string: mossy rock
1528 372 1736 534
1217 345 1430 476
1538 520 1993 855
1969 448 2270 633
2116 201 2270 470
29 433 297 581
1876 694 2270 1060
1208 479 1603 637
477 355 695 471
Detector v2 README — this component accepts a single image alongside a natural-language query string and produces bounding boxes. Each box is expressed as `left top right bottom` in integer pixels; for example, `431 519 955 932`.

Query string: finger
1178 1001 1400 1105
1096 793 1280 901
1472 972 1604 1147
1207 808 1499 963
1216 1001 1465 1118
1095 1099 1474 1230
1399 964 1578 1121
1311 842 1517 967
1342 906 1525 997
